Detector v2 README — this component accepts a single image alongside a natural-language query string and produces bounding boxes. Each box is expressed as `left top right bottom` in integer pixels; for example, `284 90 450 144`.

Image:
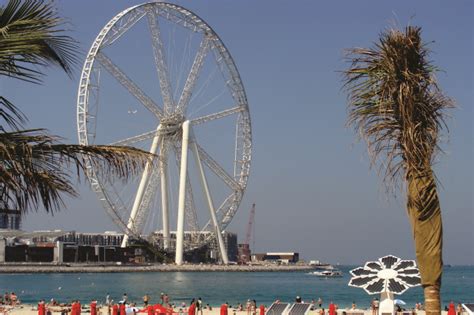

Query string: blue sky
4 0 472 265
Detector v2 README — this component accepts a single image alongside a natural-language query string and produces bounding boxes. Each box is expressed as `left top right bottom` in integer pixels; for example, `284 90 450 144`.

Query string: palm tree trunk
407 173 443 315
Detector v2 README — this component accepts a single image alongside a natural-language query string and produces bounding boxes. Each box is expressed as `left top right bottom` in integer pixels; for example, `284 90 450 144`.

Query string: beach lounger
462 304 474 315
288 303 311 315
265 303 291 315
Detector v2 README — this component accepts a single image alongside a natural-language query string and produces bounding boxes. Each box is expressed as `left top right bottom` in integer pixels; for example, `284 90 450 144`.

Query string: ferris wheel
76 2 252 265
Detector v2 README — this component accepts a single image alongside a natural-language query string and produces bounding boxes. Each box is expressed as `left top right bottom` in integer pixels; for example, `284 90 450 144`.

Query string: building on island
0 229 238 264
251 252 299 264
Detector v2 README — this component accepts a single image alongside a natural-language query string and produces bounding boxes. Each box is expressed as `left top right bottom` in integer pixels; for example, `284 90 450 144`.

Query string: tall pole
190 131 229 264
121 125 162 248
175 120 190 265
160 140 170 249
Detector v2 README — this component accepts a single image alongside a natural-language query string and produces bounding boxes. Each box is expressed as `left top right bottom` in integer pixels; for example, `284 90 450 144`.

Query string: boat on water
309 269 343 277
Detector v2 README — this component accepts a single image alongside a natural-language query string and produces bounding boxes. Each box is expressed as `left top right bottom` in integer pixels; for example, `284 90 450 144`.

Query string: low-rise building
251 252 299 264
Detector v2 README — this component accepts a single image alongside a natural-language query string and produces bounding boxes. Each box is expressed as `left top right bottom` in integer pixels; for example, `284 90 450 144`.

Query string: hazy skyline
4 0 472 265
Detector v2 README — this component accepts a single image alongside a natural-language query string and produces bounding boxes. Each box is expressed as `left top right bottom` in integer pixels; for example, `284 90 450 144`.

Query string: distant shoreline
0 263 315 273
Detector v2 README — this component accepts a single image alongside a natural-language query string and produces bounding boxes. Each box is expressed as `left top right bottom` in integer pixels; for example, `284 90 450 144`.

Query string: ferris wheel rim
76 2 252 247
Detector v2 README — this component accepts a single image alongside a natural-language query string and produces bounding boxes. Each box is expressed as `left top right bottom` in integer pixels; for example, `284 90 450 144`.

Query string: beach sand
2 304 435 315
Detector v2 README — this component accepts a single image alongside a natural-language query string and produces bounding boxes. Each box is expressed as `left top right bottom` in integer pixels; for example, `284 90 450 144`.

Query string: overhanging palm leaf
0 0 151 215
0 0 78 82
0 129 152 212
343 26 453 315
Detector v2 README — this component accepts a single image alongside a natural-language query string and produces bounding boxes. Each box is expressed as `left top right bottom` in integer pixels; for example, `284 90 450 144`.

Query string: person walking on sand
220 303 228 315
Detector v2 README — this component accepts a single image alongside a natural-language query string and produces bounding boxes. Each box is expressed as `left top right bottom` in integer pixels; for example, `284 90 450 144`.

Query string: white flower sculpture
349 255 421 295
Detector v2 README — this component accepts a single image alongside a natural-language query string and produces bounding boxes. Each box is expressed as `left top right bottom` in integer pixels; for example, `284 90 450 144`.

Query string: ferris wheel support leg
160 141 170 250
175 120 190 265
121 125 162 248
190 131 229 265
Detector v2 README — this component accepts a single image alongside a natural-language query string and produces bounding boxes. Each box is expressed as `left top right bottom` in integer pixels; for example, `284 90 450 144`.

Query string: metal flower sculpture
349 255 421 295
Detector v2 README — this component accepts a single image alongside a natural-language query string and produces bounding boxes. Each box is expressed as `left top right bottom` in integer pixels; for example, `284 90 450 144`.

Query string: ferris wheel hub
160 113 185 137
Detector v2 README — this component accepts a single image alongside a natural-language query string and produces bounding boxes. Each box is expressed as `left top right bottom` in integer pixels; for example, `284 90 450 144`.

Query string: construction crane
237 203 256 264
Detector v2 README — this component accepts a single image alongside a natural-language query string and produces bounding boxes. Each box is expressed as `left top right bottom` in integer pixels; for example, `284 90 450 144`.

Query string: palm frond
0 129 152 213
0 0 79 82
343 26 453 191
0 96 27 131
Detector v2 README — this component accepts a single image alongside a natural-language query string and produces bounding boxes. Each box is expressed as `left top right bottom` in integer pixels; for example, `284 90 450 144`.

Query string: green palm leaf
0 129 152 213
0 0 78 82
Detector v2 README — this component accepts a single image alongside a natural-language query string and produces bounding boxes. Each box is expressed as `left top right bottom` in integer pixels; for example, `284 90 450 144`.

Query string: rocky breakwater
0 263 314 273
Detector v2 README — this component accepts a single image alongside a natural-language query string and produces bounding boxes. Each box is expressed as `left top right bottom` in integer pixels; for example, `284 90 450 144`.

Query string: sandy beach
1 304 436 315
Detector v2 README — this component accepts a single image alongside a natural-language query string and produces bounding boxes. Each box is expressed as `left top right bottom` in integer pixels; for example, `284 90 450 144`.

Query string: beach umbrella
394 300 406 306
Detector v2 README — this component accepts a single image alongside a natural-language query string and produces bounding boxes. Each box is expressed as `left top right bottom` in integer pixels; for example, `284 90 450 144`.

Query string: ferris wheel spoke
194 141 241 191
147 10 175 113
133 164 161 234
176 36 211 114
109 129 157 146
95 52 163 119
191 106 245 126
201 192 235 232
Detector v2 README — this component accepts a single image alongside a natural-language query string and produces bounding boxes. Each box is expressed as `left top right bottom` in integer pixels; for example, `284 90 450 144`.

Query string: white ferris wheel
76 2 252 265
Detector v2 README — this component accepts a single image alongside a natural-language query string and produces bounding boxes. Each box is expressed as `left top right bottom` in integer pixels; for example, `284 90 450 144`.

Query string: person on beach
295 297 302 304
246 300 251 315
329 302 336 315
10 293 17 306
120 302 126 315
351 302 356 310
371 299 379 315
457 303 464 315
77 301 82 315
188 300 196 315
220 303 228 315
259 305 265 315
448 302 456 315
106 294 111 306
197 298 203 315
112 303 119 315
143 294 150 307
90 301 97 315
317 298 322 308
38 300 46 315
123 294 128 305
319 308 325 315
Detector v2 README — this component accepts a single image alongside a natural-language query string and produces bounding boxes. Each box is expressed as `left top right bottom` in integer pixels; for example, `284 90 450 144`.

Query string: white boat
310 269 343 277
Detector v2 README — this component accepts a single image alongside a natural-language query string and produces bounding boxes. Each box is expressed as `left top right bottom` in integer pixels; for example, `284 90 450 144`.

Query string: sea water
0 266 472 308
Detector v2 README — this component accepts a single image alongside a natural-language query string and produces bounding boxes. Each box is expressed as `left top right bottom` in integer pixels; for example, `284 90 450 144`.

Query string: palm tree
1 0 150 213
343 26 453 315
